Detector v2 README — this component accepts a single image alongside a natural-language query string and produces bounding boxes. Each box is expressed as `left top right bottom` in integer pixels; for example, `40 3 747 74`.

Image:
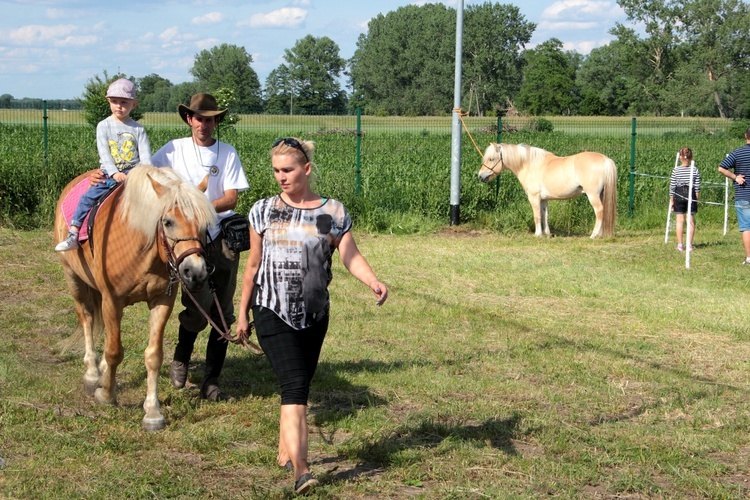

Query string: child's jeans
70 176 118 228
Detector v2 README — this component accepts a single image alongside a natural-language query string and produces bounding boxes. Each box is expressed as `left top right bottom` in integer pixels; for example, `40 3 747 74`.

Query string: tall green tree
136 74 172 112
349 4 456 115
264 35 347 115
190 43 262 113
462 2 535 116
517 39 577 115
618 0 750 117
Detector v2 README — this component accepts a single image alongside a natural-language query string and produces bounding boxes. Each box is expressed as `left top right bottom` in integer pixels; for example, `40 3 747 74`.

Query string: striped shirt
720 143 750 201
669 164 701 198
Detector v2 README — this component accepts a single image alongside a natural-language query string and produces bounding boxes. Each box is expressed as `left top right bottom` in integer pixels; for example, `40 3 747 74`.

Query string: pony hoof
142 416 166 432
83 379 99 396
93 388 116 405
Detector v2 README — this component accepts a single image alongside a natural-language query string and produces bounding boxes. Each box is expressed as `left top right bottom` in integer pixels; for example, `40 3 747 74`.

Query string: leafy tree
264 35 347 115
349 4 456 115
190 43 262 113
137 74 173 112
0 94 12 108
462 2 535 116
517 39 577 115
167 82 202 119
577 39 639 115
79 72 143 128
617 0 750 118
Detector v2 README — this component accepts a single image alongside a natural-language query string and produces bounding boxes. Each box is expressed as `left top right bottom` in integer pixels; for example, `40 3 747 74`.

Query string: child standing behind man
56 78 151 251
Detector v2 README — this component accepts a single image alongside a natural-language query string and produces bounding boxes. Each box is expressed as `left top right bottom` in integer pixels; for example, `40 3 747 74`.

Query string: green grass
1 225 749 498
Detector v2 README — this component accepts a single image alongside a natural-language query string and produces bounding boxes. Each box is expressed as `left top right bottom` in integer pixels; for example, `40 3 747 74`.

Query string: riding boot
201 327 230 401
171 326 199 388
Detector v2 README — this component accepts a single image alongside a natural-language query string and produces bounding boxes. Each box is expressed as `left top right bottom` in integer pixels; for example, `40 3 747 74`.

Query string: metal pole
449 0 464 226
495 115 501 203
43 100 49 169
665 152 679 244
685 159 695 269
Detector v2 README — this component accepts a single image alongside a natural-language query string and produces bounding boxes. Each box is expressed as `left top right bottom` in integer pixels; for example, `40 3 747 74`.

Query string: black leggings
253 306 329 405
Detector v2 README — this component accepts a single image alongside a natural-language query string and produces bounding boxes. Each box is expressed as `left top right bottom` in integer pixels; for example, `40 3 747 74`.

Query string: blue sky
0 0 630 100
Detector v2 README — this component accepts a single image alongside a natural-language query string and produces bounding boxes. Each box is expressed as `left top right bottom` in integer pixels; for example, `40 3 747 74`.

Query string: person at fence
234 137 388 494
669 147 701 252
150 93 250 402
55 78 151 252
718 126 750 264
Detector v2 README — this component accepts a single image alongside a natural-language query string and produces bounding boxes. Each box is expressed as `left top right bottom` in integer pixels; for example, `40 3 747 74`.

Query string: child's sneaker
743 258 750 265
55 232 80 252
687 245 694 251
676 243 684 252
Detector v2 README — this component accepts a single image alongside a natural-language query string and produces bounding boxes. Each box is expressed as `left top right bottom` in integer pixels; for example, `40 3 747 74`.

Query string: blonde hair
271 137 315 165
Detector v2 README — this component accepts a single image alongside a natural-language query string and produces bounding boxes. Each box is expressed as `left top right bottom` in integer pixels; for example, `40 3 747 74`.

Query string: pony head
478 143 504 182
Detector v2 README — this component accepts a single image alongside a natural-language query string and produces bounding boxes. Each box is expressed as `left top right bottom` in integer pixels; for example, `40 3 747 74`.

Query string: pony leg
540 200 551 237
61 271 101 396
587 192 605 238
141 298 174 431
94 298 124 405
528 196 544 237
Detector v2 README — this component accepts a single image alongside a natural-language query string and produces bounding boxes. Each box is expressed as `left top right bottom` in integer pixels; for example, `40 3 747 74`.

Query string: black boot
201 327 231 401
170 326 199 388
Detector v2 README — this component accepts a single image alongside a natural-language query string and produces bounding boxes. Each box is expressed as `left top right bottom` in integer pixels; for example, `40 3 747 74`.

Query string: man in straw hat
150 93 250 402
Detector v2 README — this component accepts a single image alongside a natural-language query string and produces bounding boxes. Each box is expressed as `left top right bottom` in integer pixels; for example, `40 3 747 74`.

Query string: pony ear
147 173 166 197
494 143 502 160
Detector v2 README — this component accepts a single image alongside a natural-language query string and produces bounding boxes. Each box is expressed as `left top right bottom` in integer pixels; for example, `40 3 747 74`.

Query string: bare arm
213 188 238 212
338 231 388 306
236 227 263 337
719 166 745 185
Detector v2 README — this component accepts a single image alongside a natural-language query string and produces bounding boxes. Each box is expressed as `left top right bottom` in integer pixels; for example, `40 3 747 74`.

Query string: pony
54 165 217 431
478 143 617 238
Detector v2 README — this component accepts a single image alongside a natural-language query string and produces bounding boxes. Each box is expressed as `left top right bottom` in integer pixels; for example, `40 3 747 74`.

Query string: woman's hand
369 279 388 306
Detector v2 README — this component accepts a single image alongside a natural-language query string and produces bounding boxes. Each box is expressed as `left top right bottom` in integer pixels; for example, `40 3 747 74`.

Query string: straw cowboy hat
177 93 227 124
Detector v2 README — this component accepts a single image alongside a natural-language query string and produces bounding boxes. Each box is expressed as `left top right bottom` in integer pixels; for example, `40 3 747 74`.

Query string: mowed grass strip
0 226 749 498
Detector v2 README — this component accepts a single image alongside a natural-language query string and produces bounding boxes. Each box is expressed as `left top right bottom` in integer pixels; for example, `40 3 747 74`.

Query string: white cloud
57 35 99 47
542 0 623 22
9 24 78 45
240 7 307 29
562 39 611 54
538 21 600 31
192 12 224 25
195 38 221 50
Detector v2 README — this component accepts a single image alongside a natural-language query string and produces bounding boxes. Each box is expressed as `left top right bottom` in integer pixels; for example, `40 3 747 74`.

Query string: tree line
3 1 749 118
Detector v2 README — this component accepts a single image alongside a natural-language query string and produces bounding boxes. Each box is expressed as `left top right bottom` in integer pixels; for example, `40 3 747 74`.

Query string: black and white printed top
249 195 352 330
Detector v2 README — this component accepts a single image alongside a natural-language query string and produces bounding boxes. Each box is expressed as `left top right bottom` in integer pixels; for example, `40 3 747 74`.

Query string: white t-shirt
152 137 249 240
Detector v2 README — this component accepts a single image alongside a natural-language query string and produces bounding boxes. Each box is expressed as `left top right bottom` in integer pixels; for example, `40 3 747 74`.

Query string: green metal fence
0 102 746 232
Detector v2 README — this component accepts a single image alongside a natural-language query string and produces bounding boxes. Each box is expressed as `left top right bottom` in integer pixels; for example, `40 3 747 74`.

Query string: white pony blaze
478 143 617 238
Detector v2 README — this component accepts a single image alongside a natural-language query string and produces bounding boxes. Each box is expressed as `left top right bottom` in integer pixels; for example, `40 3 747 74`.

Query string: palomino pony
478 143 617 238
54 165 216 431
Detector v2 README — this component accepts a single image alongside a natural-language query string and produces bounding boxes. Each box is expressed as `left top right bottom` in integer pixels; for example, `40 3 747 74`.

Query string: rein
160 225 263 355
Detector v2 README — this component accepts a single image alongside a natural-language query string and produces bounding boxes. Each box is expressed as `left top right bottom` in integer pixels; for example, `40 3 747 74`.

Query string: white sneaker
743 258 750 265
55 232 79 252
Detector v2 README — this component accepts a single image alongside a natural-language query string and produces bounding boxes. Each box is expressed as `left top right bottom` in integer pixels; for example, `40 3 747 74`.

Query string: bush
79 72 143 128
532 118 554 133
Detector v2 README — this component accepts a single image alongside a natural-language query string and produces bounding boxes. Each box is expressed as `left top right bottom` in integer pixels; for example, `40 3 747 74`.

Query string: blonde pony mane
119 165 217 246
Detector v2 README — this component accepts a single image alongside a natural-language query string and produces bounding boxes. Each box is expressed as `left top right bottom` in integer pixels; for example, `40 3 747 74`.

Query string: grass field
1 225 749 498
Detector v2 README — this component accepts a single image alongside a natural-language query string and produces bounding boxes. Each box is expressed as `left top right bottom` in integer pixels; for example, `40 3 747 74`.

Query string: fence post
355 106 362 196
43 100 49 169
495 115 502 203
628 117 636 217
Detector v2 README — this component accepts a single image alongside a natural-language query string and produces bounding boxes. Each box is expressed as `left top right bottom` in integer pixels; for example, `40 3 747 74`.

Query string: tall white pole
449 0 464 226
685 160 695 269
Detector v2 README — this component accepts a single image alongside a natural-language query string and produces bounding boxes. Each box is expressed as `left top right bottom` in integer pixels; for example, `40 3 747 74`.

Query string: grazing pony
54 165 216 430
478 143 617 238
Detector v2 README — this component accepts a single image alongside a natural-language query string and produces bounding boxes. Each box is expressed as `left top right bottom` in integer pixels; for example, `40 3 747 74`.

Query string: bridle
160 221 263 355
481 143 504 177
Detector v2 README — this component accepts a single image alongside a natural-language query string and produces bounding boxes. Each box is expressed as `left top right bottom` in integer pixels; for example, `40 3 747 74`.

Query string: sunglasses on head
273 137 309 162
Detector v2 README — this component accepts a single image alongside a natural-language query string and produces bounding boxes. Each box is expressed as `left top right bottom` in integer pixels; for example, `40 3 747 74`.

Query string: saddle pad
60 178 93 241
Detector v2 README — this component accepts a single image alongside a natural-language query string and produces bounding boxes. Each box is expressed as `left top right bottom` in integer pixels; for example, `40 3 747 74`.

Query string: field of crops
0 112 747 234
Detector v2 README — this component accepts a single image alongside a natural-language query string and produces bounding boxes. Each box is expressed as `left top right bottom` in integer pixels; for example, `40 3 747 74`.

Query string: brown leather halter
160 224 263 355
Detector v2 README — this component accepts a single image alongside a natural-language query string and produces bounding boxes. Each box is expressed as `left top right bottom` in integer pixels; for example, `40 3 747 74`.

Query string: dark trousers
252 306 329 405
173 237 239 389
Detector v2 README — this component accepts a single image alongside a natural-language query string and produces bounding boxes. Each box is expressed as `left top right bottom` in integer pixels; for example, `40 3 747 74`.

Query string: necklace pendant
210 166 219 176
